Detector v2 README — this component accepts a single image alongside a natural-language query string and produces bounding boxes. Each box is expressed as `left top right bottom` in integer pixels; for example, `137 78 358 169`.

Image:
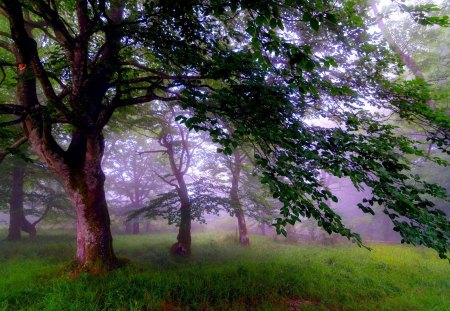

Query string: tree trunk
235 206 250 246
65 136 117 274
171 182 191 255
145 222 151 233
163 133 192 256
7 163 36 241
7 165 25 241
260 222 266 236
125 221 133 233
132 221 140 234
370 1 426 80
230 151 250 246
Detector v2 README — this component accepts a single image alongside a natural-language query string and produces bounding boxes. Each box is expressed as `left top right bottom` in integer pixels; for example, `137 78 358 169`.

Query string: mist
1 0 449 310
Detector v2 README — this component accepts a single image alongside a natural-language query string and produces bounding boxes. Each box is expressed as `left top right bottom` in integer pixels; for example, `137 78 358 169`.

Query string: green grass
0 231 449 310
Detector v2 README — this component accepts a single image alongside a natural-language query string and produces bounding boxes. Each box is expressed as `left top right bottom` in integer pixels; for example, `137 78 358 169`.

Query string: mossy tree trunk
66 135 117 274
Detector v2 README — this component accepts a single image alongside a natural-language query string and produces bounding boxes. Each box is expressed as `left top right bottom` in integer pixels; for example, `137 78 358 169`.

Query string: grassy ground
0 230 448 311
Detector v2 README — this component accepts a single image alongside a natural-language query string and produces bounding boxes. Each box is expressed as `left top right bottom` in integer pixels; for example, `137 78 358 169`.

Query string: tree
128 180 230 235
145 106 200 255
200 140 252 246
6 159 35 240
103 131 164 234
227 148 250 245
0 156 70 240
0 0 448 274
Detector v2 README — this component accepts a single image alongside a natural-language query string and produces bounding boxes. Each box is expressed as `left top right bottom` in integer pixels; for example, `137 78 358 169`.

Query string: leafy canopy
0 0 448 258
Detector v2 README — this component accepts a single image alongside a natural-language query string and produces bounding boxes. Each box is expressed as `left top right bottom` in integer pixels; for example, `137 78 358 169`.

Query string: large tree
0 0 448 273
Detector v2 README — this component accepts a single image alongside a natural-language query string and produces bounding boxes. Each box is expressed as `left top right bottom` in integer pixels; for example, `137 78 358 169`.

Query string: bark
124 219 139 234
230 151 250 246
132 221 140 234
171 178 192 255
66 135 117 274
125 221 133 233
7 163 36 241
3 1 121 274
235 207 250 246
160 123 193 256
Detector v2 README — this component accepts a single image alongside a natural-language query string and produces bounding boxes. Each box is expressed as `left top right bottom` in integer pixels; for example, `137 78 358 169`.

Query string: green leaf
270 18 278 29
256 16 266 26
310 18 320 31
302 12 312 22
246 26 256 36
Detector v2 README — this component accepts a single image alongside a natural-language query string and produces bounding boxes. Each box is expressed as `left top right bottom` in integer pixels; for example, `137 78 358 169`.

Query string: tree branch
0 104 25 115
122 61 204 81
27 0 75 47
154 171 178 188
0 38 17 54
0 136 28 164
32 203 51 226
137 149 167 155
0 116 24 127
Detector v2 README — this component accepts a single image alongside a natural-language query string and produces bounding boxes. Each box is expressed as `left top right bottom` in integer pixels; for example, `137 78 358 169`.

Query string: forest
0 0 449 310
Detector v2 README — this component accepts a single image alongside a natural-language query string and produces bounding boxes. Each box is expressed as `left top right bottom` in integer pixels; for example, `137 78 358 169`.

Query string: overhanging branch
0 104 25 115
0 136 28 164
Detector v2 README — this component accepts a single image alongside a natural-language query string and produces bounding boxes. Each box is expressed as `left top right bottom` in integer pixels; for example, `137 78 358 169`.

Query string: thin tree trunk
171 179 192 255
230 151 250 246
145 222 151 233
7 163 36 240
371 1 425 79
260 222 266 236
132 221 140 234
235 207 250 245
7 165 25 241
370 1 435 109
125 221 133 233
162 129 193 256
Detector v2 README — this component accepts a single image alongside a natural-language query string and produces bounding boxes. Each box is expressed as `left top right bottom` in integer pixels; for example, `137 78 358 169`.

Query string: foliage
0 0 448 259
128 180 234 225
103 132 165 212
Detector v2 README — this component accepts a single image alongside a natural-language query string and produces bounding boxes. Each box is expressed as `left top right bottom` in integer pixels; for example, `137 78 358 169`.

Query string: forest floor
0 230 448 311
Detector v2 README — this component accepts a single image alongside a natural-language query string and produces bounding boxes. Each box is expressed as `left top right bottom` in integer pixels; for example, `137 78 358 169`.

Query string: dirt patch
285 297 327 310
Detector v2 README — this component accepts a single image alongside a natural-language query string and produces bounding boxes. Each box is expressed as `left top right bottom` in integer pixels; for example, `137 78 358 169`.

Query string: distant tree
203 140 252 246
6 160 34 240
128 180 231 231
136 106 203 255
0 1 448 273
0 157 70 240
227 147 250 246
103 132 164 234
